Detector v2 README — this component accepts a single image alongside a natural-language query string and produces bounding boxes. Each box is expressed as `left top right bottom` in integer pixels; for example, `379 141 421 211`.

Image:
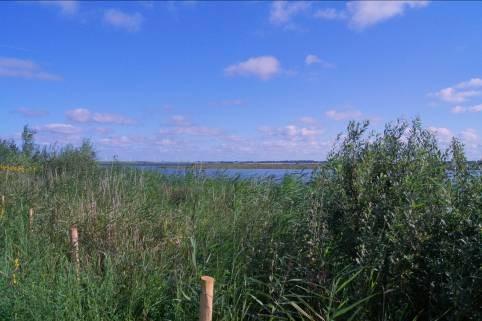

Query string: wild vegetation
0 121 480 321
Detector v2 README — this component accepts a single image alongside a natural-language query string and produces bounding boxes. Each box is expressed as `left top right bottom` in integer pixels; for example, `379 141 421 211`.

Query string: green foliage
311 119 481 320
0 120 480 320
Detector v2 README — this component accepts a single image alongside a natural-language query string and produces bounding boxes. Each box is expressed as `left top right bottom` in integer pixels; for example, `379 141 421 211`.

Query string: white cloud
225 56 280 80
99 135 133 147
305 54 320 65
38 123 81 135
346 1 429 29
434 87 479 103
270 1 311 25
428 126 453 143
470 104 482 112
312 1 429 30
103 9 143 32
325 109 363 121
0 57 61 80
451 105 466 114
66 108 135 125
305 54 335 68
258 120 323 142
460 128 479 145
456 78 482 89
451 104 482 114
38 1 79 15
433 77 482 103
256 120 330 159
66 108 91 122
93 113 135 124
314 8 346 20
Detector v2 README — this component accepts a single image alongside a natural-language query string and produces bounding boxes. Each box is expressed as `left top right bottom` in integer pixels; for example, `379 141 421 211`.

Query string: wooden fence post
199 276 215 321
69 224 80 279
29 208 34 231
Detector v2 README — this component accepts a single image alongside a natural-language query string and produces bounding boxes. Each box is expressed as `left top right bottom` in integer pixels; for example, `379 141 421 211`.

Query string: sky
1 1 482 161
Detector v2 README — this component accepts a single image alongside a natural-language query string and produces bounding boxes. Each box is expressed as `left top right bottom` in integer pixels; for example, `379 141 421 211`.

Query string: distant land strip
98 161 325 169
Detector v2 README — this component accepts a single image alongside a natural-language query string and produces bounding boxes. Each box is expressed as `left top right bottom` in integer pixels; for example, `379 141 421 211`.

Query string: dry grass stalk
29 208 34 231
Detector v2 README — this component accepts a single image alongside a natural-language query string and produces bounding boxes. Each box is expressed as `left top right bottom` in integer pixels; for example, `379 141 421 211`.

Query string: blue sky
1 1 482 161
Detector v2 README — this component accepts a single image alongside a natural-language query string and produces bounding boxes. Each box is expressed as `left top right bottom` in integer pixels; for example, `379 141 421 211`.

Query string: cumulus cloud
311 1 430 30
435 87 479 103
99 135 133 147
461 128 479 145
66 108 136 125
346 1 429 29
451 105 466 114
325 109 363 121
432 77 482 103
14 107 49 117
225 56 280 80
258 119 324 142
470 104 482 112
269 1 311 25
428 126 453 143
37 123 81 135
451 104 482 114
103 9 143 32
38 1 79 15
305 54 320 65
0 57 61 80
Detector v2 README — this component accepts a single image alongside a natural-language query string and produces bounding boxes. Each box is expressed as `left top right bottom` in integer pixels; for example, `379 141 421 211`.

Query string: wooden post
199 276 215 321
29 208 34 231
69 224 80 279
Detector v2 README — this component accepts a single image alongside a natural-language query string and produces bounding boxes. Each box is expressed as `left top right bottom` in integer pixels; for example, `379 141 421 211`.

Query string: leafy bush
309 119 481 320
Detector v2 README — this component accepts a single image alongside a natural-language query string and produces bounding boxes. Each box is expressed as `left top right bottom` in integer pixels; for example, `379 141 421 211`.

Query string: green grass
0 120 481 320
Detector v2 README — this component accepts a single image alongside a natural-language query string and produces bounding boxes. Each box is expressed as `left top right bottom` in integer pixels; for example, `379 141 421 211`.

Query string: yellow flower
14 258 20 270
0 164 30 173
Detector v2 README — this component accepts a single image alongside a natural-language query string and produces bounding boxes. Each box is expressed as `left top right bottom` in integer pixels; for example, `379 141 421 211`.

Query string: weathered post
29 208 34 231
199 276 215 321
69 224 80 279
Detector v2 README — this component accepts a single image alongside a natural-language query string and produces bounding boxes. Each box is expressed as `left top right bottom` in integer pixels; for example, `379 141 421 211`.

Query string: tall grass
0 120 480 320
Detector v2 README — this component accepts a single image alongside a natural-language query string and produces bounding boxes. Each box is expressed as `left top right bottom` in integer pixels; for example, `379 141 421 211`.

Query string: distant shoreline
98 161 324 169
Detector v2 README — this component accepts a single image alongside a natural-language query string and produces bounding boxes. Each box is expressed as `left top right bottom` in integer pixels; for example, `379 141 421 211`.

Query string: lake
122 165 482 182
135 166 315 182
